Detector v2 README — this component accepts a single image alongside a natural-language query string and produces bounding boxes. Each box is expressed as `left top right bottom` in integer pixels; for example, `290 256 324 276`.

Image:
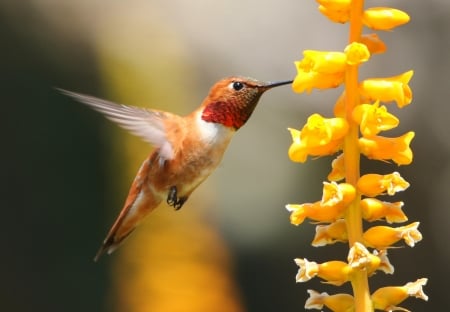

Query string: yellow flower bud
357 172 410 197
305 290 354 312
359 70 414 108
344 42 370 66
363 7 410 31
363 222 422 249
359 132 415 165
371 278 428 311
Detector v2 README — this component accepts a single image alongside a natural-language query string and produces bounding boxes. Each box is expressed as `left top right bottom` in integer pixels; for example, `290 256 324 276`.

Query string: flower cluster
287 1 427 311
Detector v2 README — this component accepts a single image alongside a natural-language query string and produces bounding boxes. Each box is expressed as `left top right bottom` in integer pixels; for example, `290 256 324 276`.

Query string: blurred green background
1 1 449 311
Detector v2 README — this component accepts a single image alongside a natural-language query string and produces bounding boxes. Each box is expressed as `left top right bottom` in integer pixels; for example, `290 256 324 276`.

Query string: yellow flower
363 222 422 249
286 182 355 225
288 115 349 162
371 278 428 311
359 132 415 165
295 258 352 286
328 153 345 181
357 172 410 197
359 70 414 108
347 242 393 276
305 290 354 312
312 219 347 246
352 101 399 137
363 7 410 31
293 50 348 93
344 42 370 66
360 33 386 54
361 198 407 224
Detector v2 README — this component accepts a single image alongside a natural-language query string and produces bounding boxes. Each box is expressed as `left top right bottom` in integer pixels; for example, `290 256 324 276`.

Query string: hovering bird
59 76 292 261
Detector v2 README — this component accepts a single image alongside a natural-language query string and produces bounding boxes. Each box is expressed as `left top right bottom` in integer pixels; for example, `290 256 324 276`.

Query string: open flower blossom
305 289 354 312
288 114 349 162
360 198 407 223
352 101 399 137
359 70 414 108
312 219 347 246
295 258 352 285
359 131 415 165
363 222 422 250
293 50 346 93
348 242 394 276
286 182 356 225
371 278 428 311
328 153 345 181
357 172 410 197
363 7 410 30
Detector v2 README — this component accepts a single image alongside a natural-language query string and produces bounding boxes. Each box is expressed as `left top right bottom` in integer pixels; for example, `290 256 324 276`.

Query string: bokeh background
1 0 449 311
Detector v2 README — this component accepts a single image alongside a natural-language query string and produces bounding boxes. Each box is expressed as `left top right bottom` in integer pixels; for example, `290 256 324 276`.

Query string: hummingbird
59 76 292 261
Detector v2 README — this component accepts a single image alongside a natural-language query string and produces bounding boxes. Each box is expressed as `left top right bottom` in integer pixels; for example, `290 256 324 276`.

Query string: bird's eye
230 81 244 91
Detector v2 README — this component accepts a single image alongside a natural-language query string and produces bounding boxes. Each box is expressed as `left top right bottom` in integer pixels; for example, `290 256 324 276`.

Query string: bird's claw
167 186 187 210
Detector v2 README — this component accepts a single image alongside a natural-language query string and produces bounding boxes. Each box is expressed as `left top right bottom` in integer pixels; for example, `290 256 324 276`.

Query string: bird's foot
167 186 187 210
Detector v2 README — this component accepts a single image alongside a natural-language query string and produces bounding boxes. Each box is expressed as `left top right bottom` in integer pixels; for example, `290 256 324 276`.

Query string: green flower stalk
287 0 428 311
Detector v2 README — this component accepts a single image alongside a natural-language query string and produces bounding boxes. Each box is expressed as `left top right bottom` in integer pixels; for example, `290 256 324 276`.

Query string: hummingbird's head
201 76 292 130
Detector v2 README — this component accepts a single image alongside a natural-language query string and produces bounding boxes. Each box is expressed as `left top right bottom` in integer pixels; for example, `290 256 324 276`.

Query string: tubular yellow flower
302 114 349 145
328 153 345 181
344 42 370 66
287 183 354 225
357 172 410 197
288 115 349 162
303 50 347 74
360 33 386 54
347 243 394 276
363 222 422 250
321 182 355 209
361 198 407 223
352 101 399 137
363 7 410 31
359 70 414 108
359 132 415 165
373 249 395 275
371 278 428 311
305 290 354 312
293 50 349 93
312 219 347 246
295 258 352 286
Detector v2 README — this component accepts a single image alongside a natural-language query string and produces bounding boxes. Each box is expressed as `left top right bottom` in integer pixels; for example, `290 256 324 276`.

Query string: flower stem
344 0 372 311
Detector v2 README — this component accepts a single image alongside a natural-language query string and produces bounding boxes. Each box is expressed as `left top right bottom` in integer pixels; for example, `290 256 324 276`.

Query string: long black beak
264 80 293 89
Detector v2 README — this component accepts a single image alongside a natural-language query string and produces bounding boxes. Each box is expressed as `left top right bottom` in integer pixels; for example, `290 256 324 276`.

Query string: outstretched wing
58 88 175 160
